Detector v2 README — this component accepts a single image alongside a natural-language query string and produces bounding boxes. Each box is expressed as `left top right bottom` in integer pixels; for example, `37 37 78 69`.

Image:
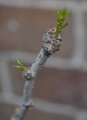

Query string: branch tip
54 8 69 36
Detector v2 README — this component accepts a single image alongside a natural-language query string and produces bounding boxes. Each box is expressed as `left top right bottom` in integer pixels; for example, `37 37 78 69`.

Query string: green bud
15 59 27 71
54 8 69 36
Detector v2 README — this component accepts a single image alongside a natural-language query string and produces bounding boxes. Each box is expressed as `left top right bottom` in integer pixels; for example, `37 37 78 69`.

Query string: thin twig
11 8 69 120
11 30 62 120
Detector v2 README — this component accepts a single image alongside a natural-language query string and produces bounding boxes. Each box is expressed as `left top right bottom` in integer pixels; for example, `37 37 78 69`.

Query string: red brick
9 61 87 109
0 103 73 120
0 103 15 120
0 6 74 58
33 68 87 109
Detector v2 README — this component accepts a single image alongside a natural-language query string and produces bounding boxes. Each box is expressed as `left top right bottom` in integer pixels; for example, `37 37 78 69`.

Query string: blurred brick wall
0 1 87 120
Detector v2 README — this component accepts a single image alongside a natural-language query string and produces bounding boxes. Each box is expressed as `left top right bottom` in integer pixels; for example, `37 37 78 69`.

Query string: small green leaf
54 8 69 36
15 59 27 71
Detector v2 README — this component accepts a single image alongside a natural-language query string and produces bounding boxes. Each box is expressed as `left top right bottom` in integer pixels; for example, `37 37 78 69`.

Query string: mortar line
0 0 87 12
0 51 87 70
0 62 13 95
71 10 86 68
1 94 87 119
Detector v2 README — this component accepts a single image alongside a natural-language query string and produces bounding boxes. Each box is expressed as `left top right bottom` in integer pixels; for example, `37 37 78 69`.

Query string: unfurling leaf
15 59 27 71
54 8 69 36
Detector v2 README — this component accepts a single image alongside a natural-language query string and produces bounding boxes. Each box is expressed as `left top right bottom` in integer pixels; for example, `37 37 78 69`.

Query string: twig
11 9 69 120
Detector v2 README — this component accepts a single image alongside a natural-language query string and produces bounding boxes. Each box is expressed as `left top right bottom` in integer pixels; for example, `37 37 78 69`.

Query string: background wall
0 0 87 120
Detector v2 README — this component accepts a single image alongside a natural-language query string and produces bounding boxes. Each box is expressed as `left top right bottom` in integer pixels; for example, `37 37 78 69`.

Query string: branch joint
23 70 32 80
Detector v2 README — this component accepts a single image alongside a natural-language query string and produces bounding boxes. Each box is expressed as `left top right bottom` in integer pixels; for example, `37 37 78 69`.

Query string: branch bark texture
11 30 62 120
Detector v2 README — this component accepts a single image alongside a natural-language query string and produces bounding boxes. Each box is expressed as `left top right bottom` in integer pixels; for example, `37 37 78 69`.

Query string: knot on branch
22 99 35 110
42 30 62 54
23 70 32 80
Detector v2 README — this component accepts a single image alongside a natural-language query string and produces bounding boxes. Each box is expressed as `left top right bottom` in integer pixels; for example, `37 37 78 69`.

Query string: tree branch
11 30 62 120
11 8 69 120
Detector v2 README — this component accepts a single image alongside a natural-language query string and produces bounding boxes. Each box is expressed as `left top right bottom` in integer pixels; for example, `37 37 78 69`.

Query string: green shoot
15 59 27 71
54 8 69 36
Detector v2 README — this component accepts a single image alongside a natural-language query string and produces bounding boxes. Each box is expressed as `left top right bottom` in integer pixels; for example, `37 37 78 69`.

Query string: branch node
23 70 32 80
23 99 36 111
42 30 62 54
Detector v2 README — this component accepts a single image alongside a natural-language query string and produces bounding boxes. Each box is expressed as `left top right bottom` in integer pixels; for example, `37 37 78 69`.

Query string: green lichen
54 8 69 36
